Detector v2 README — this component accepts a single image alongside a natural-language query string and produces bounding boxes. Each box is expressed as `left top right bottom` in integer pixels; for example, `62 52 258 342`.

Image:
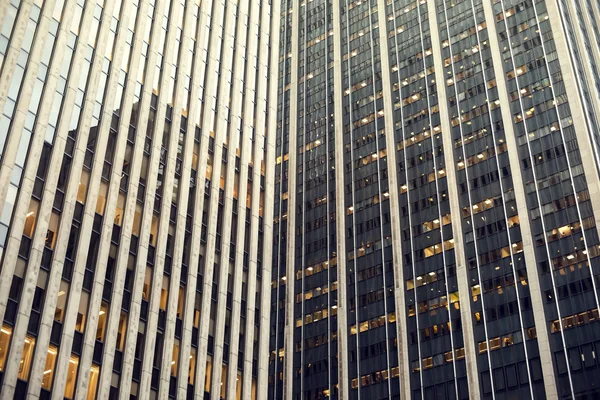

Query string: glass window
96 181 108 215
236 372 242 400
23 199 40 237
142 267 152 300
159 276 168 310
189 348 196 385
220 365 227 399
77 169 90 203
177 286 184 318
54 281 69 322
86 364 99 400
117 312 127 351
205 357 212 392
18 335 35 380
114 193 125 226
96 302 108 341
150 215 159 246
64 354 79 399
76 291 89 332
46 212 59 249
171 341 179 377
42 345 58 389
0 325 12 371
132 204 142 236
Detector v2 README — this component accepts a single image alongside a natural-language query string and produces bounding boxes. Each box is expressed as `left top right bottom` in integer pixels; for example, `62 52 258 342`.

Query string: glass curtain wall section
340 1 399 399
294 0 338 398
491 0 600 398
269 0 293 397
385 0 469 398
553 0 600 174
434 0 545 398
0 0 278 399
271 1 600 400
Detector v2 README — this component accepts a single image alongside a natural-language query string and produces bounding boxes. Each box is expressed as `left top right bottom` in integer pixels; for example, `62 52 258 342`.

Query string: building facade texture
0 0 278 398
2 0 600 400
269 0 600 399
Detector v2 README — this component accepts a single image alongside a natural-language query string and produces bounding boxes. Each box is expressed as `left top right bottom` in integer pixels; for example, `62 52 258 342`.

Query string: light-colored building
0 0 278 398
3 0 600 400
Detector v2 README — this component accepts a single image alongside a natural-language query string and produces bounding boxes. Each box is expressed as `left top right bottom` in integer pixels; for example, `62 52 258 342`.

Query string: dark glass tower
270 0 600 399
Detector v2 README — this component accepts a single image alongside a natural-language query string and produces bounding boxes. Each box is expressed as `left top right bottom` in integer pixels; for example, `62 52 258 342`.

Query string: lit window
42 345 58 389
18 335 35 381
86 364 99 400
0 325 12 371
64 355 79 399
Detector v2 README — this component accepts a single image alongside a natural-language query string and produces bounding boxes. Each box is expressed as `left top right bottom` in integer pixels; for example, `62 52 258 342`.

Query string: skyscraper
270 0 600 399
0 0 278 398
2 0 600 400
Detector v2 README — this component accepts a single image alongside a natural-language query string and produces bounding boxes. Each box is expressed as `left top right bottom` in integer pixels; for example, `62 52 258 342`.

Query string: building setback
2 0 600 400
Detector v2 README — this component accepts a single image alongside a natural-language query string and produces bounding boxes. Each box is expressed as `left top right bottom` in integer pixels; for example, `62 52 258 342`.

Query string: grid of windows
0 0 277 399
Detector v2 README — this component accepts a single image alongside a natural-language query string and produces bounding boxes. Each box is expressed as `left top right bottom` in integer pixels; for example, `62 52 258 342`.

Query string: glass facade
2 0 600 399
270 0 600 399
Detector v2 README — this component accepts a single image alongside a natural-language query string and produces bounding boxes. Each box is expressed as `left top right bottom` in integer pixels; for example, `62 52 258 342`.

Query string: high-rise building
2 0 600 400
270 0 600 400
0 0 278 399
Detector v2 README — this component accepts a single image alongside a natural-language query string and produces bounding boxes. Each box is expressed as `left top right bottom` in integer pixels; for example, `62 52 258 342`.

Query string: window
77 169 90 203
189 348 196 385
220 365 227 399
54 281 69 322
114 193 125 226
18 335 35 381
0 325 12 371
46 212 59 249
23 200 40 237
150 215 159 246
132 204 142 236
160 276 169 310
76 292 89 332
96 302 108 341
177 286 184 318
205 357 212 392
236 372 242 400
64 355 79 399
86 364 99 400
42 345 58 389
142 267 152 300
171 341 179 376
117 312 127 351
96 181 108 215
